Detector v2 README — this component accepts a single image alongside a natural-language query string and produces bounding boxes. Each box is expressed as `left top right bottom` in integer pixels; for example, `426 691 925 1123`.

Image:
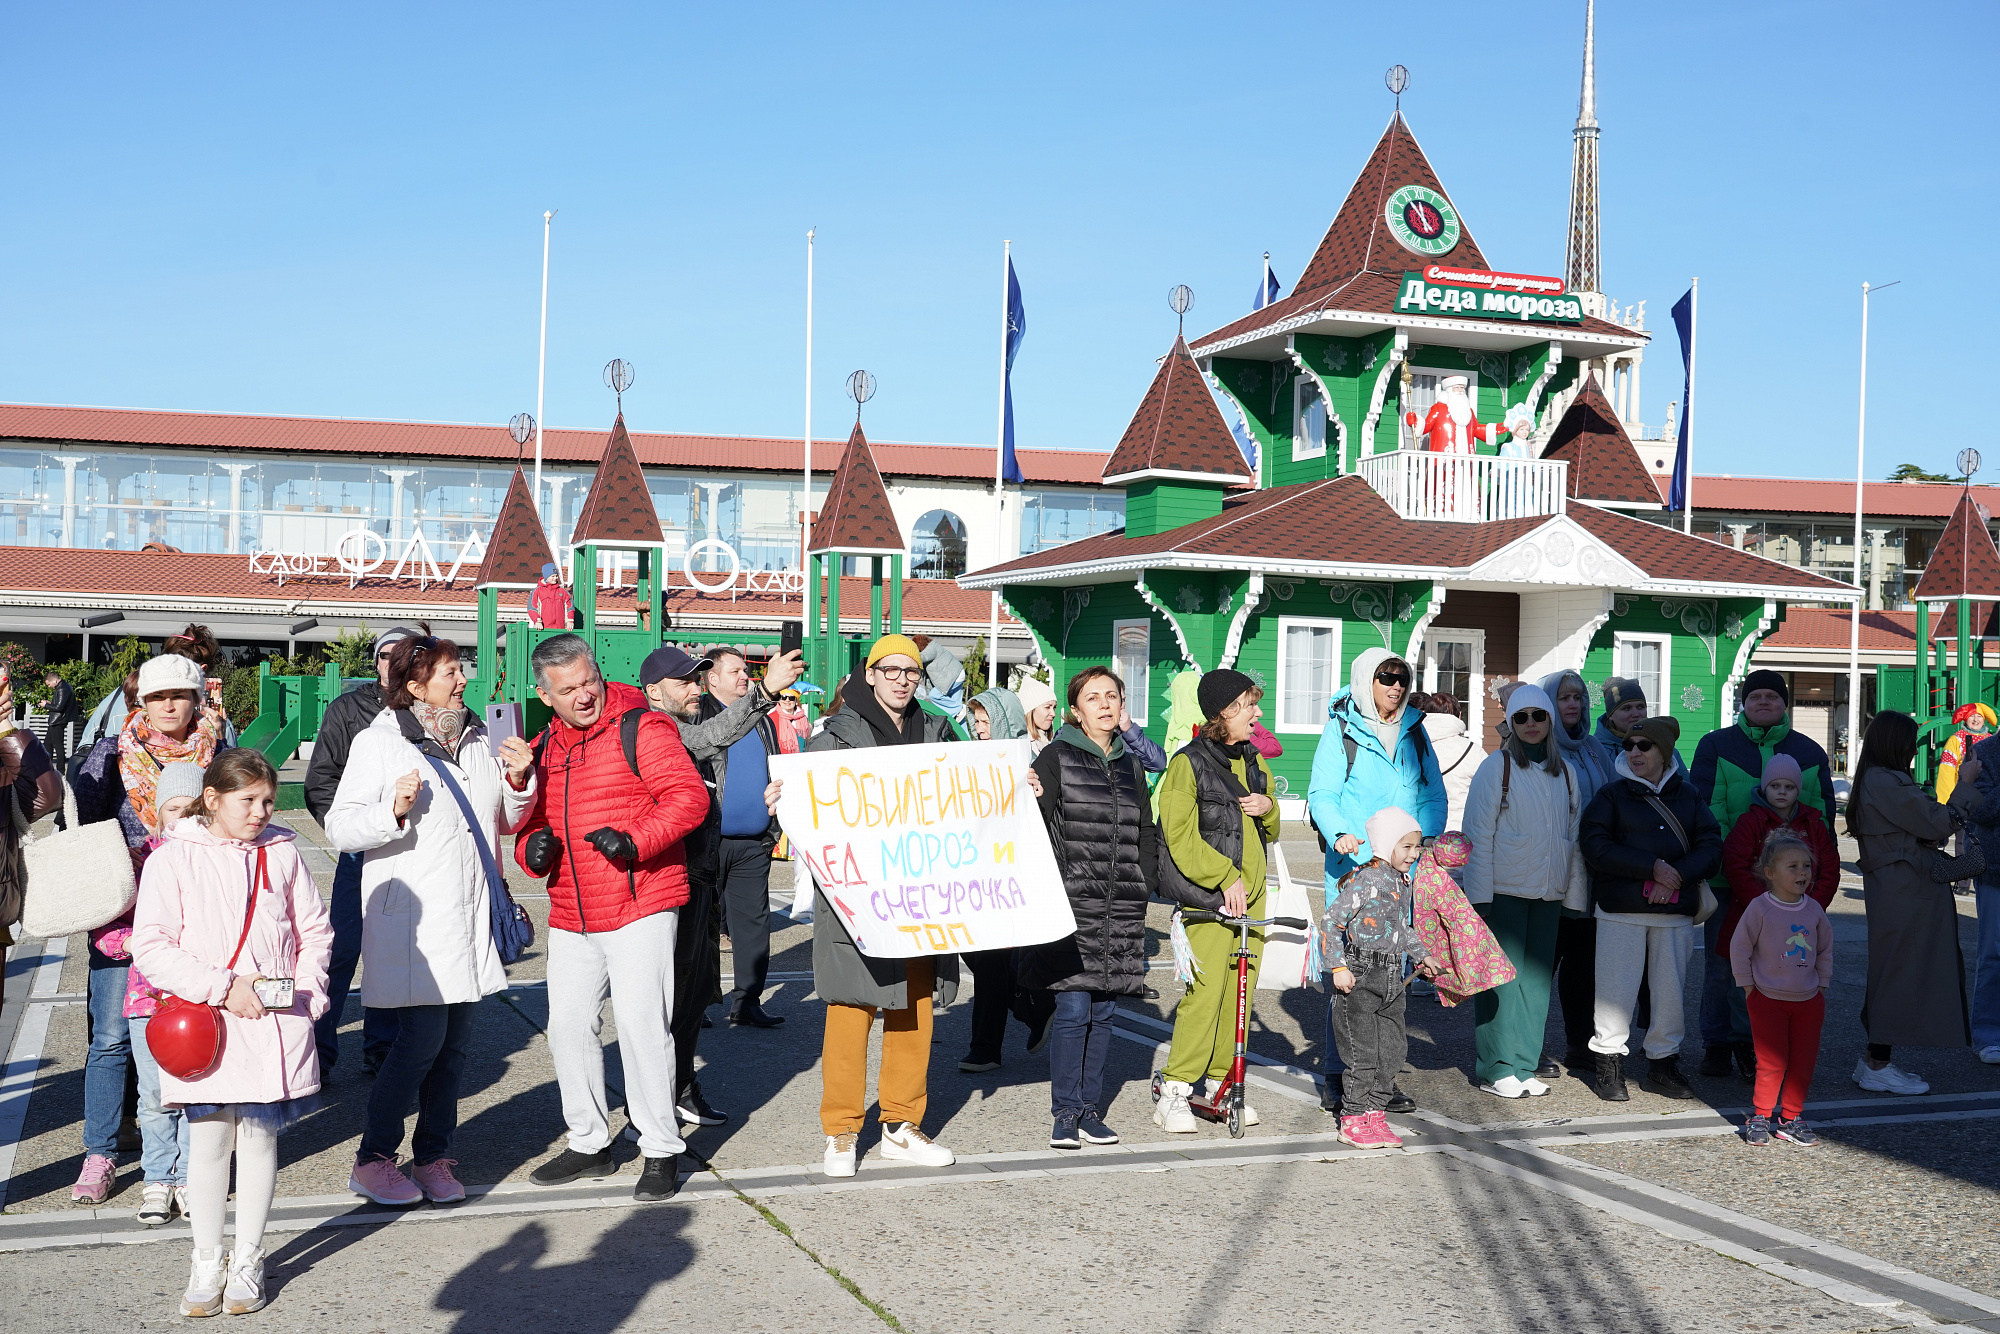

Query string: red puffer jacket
514 682 709 934
1715 796 1841 957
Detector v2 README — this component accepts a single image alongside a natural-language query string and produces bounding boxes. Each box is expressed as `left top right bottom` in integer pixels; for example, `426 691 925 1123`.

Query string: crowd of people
3 629 1996 1320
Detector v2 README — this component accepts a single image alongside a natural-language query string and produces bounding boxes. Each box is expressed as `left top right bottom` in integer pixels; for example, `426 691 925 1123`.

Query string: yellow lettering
992 842 1015 864
923 923 951 951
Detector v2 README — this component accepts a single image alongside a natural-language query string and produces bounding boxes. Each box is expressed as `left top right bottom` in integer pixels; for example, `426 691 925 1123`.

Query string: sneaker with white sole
1153 1080 1198 1133
878 1122 954 1166
1979 1045 2000 1066
181 1246 227 1317
823 1132 858 1178
1518 1077 1551 1097
348 1154 424 1205
223 1245 266 1315
1852 1057 1929 1096
136 1181 177 1227
1480 1075 1530 1099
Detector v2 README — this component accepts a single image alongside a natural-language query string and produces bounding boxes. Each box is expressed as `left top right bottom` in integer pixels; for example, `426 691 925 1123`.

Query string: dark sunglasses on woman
1621 737 1656 754
1375 671 1411 688
1511 708 1549 724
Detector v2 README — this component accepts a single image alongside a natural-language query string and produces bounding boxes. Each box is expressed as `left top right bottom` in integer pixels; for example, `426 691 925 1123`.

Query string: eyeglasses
1375 671 1411 688
1511 708 1549 724
872 665 923 683
1622 737 1657 754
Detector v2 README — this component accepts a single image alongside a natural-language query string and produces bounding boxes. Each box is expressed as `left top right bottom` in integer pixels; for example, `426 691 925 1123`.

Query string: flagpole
1681 276 1696 534
535 210 554 522
1847 280 1872 774
804 227 815 614
988 240 1009 685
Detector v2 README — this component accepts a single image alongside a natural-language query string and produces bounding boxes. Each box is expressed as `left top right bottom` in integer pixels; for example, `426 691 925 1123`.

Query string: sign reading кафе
1394 264 1583 324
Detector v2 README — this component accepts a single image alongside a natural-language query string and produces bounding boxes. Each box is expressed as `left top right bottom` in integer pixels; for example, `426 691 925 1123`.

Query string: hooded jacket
969 686 1027 741
1306 646 1446 892
1541 670 1618 810
1689 714 1836 850
512 681 710 935
1461 729 1588 908
327 707 537 1006
1420 710 1481 830
128 819 333 1108
1715 788 1840 957
1580 753 1723 919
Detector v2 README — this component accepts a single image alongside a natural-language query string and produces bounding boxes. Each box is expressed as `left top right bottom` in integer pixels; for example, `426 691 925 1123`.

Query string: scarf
119 706 222 834
844 666 926 747
411 701 468 756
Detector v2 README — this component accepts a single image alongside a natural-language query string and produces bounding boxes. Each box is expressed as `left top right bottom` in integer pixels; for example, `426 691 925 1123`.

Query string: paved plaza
1 819 1995 1332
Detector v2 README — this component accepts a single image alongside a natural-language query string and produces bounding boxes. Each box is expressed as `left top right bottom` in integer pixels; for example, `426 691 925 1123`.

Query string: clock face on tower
1384 184 1461 257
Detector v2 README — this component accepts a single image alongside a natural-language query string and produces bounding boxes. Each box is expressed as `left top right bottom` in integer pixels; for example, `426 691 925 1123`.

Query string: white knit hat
135 653 205 700
1364 806 1422 859
1015 674 1056 716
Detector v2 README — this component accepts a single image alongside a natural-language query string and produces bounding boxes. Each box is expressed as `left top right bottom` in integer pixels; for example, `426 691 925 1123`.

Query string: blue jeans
1047 989 1117 1117
317 851 400 1073
1699 888 1752 1047
1974 883 2000 1051
83 950 132 1159
127 1017 190 1185
357 1002 476 1165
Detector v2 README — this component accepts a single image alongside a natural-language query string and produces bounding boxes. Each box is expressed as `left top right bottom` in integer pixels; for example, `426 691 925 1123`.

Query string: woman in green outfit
1153 670 1281 1133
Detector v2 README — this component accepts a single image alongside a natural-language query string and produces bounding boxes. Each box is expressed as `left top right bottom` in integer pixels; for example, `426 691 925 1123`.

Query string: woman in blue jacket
1305 646 1445 1112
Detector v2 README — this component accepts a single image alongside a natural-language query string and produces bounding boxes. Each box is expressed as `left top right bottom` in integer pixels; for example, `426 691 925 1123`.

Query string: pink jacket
1410 841 1518 1006
129 820 333 1108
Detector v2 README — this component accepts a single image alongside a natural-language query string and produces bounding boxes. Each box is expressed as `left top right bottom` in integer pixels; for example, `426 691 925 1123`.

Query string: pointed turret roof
1539 373 1660 506
474 466 558 588
1913 490 2000 601
569 414 665 548
1291 112 1489 297
1101 337 1255 486
808 423 905 554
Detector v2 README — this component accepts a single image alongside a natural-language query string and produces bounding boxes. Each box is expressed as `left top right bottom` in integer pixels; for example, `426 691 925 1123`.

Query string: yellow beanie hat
865 634 924 668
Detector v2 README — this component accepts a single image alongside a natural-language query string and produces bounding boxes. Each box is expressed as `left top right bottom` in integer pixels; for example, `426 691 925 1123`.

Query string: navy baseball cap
640 645 713 686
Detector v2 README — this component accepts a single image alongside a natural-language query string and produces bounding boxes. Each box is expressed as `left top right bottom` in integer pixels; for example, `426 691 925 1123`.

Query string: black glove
522 828 563 876
586 827 639 862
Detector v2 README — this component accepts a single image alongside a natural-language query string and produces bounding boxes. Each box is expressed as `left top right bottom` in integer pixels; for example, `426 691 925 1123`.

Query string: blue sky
4 2 1993 482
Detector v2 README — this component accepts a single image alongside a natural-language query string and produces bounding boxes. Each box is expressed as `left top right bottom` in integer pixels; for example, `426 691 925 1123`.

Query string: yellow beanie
865 634 924 668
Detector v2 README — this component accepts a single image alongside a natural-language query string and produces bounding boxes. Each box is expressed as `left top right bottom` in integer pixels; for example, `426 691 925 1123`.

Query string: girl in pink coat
130 749 333 1318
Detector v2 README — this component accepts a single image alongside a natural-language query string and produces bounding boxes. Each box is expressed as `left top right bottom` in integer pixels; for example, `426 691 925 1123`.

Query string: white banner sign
768 738 1074 957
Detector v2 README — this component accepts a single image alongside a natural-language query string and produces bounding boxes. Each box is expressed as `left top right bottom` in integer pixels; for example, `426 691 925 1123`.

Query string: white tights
187 1108 279 1255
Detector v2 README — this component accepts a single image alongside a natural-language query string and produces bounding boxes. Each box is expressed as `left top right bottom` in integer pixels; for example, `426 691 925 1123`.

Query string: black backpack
532 708 644 780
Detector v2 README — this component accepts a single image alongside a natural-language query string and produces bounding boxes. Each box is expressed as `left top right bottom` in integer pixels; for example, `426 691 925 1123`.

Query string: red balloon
146 998 224 1081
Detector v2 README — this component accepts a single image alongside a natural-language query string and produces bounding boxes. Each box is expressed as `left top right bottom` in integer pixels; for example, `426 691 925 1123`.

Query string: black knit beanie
1198 668 1256 719
1741 669 1790 707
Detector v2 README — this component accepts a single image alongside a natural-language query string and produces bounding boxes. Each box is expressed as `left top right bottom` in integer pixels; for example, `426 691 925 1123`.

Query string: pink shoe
1338 1114 1383 1148
70 1153 116 1204
409 1158 467 1203
348 1155 424 1206
1367 1110 1405 1149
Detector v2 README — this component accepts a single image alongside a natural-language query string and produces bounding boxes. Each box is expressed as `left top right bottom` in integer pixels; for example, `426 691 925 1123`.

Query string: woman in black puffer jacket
1020 666 1159 1150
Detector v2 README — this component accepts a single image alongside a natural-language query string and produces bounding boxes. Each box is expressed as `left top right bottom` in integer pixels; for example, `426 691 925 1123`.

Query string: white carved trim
1134 574 1201 671
1521 340 1564 445
1218 572 1264 669
1284 336 1350 473
1465 515 1647 588
1402 583 1448 667
1358 329 1409 464
1723 598 1778 717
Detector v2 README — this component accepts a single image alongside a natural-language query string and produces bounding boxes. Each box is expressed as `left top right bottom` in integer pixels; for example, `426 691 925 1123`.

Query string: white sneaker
1480 1075 1530 1099
1852 1058 1929 1096
180 1247 226 1318
878 1122 954 1167
1978 1045 2000 1066
1153 1080 1199 1133
822 1133 858 1178
223 1246 266 1315
136 1181 176 1226
1240 1103 1260 1127
1520 1077 1552 1097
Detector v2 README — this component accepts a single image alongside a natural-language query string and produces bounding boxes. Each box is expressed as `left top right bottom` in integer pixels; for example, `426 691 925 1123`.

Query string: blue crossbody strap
422 752 508 900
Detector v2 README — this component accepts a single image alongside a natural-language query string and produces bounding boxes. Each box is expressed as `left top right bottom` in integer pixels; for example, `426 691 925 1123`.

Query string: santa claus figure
1412 376 1506 454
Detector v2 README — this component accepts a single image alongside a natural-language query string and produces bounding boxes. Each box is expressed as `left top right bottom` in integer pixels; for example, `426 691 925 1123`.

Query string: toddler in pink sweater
1729 828 1834 1147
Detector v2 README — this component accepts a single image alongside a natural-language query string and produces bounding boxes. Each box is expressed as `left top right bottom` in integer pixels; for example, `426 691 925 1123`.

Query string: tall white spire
1564 0 1601 296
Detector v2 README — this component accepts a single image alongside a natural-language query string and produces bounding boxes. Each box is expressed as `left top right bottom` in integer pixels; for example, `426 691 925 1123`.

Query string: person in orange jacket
1938 702 1996 803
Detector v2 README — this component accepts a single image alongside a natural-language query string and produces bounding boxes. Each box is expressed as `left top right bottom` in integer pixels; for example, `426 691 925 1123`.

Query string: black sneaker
634 1155 681 1202
730 999 786 1028
1141 985 1160 1000
1078 1111 1119 1145
1385 1086 1417 1115
1533 1054 1563 1081
676 1084 728 1127
1050 1114 1081 1150
1733 1042 1758 1081
1644 1056 1696 1100
958 1055 1002 1073
1698 1046 1734 1078
1742 1115 1772 1146
529 1147 612 1186
1773 1117 1819 1147
1594 1053 1630 1102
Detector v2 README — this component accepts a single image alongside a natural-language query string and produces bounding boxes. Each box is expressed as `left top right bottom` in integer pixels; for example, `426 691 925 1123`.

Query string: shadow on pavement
430 1210 696 1332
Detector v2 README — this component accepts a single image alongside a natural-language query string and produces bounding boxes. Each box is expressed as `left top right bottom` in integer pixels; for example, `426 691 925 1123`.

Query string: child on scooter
1322 807 1440 1149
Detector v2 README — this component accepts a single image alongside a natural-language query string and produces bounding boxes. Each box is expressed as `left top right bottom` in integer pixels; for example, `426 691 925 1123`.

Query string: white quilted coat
326 709 537 1007
1460 749 1589 910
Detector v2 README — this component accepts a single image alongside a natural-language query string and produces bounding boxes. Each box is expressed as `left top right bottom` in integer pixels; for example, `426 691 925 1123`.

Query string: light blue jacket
1306 646 1446 900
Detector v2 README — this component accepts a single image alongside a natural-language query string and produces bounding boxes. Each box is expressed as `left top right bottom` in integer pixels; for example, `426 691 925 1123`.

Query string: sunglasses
1375 671 1412 688
1621 737 1657 754
1511 708 1549 724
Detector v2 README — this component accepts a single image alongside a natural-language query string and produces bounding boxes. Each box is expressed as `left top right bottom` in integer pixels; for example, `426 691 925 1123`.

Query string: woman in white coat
1461 683 1588 1099
328 628 535 1206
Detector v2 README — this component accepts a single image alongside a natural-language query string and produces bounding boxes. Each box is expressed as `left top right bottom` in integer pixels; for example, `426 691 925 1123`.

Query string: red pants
1747 989 1824 1121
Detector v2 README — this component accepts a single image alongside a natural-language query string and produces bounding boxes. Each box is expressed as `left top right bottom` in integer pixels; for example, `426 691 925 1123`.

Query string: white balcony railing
1355 449 1568 524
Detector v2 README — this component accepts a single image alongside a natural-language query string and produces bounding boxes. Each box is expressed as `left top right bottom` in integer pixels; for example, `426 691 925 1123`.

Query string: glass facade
1020 488 1125 554
1635 510 1977 610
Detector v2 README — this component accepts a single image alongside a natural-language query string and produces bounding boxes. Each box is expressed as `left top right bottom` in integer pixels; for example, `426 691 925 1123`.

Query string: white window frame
1422 628 1485 744
1613 631 1672 718
1293 375 1328 462
1112 619 1152 725
1275 615 1344 734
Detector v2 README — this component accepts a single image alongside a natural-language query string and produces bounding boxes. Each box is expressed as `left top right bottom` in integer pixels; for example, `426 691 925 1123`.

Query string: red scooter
1151 909 1310 1138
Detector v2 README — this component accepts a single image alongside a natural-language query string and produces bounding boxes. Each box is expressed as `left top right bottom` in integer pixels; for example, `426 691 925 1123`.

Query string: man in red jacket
513 633 709 1202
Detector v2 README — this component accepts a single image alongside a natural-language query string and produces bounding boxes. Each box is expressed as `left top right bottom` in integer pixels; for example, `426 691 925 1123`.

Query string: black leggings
1868 1043 1893 1063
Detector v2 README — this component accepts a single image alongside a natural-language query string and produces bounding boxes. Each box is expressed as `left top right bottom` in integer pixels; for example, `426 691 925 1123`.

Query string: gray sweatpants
547 912 686 1159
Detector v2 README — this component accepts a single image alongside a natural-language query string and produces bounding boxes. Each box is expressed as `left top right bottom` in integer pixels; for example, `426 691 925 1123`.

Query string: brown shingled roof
1566 503 1854 592
474 467 557 589
1912 490 2000 601
1293 113 1489 296
1100 336 1254 485
1540 373 1662 505
809 423 905 555
569 414 666 548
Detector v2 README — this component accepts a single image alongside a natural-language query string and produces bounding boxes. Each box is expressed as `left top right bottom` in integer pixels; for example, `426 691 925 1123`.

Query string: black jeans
1047 989 1117 1116
718 838 773 1010
358 1002 475 1165
1552 913 1598 1056
1330 957 1407 1116
673 874 721 1097
962 948 1045 1062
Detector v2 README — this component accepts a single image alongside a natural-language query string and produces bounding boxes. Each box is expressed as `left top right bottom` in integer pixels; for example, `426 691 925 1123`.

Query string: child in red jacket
1718 754 1839 975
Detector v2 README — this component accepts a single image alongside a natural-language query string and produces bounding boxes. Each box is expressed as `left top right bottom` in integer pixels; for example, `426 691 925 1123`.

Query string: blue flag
1670 287 1694 512
1001 256 1026 485
1253 261 1282 311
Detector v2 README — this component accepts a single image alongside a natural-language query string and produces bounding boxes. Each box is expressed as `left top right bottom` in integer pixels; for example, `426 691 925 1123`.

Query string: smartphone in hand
486 702 523 751
780 619 803 659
